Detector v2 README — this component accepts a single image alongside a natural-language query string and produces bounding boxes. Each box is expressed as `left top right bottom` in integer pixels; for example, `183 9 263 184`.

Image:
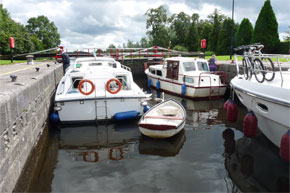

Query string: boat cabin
148 57 209 82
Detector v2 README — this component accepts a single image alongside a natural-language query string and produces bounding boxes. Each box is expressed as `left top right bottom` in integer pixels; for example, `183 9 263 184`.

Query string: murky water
25 81 289 193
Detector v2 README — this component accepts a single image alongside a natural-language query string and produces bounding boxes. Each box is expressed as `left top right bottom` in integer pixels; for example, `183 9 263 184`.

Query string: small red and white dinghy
138 99 186 138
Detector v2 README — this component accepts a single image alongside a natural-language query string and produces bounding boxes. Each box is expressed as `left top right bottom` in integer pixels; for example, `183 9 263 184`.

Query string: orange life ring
78 79 95 95
106 78 122 94
109 148 124 160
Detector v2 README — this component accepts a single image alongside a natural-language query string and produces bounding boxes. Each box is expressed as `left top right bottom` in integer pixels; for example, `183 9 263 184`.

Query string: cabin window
197 62 209 71
184 77 194 83
149 68 156 74
116 75 127 89
183 62 196 72
72 77 83 88
156 70 162 76
89 62 102 66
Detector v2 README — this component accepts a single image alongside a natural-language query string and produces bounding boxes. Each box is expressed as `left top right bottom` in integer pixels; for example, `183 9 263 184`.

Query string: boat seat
144 115 183 120
159 106 179 116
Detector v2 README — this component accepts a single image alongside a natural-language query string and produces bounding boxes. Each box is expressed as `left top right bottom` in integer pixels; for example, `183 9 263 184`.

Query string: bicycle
234 44 265 83
251 43 275 81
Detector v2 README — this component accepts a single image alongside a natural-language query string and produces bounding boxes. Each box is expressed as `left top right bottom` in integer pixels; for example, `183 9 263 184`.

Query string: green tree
145 6 169 47
217 18 234 55
140 37 149 48
235 18 253 47
168 12 190 47
252 0 280 53
200 22 213 51
26 15 60 49
185 14 199 51
108 44 116 48
0 4 34 54
208 9 225 52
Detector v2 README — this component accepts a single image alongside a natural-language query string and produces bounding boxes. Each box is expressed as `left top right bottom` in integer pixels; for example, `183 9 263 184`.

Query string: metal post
10 47 13 63
230 0 235 60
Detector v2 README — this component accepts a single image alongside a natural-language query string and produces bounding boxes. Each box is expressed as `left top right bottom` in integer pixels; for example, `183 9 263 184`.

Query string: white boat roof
165 57 207 62
75 57 116 63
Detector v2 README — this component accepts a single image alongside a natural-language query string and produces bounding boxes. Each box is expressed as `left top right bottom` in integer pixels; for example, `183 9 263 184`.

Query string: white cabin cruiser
54 57 148 123
145 57 227 99
231 54 290 148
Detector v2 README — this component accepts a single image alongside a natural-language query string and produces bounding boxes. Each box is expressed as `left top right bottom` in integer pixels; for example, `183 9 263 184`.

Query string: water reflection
223 129 289 193
58 121 140 162
139 130 186 157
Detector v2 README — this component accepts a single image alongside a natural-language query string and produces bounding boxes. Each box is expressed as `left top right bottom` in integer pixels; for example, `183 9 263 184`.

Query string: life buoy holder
109 148 124 160
106 78 122 94
78 79 95 95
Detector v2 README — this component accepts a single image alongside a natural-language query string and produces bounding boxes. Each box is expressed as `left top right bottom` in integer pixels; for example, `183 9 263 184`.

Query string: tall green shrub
235 18 253 47
252 0 280 53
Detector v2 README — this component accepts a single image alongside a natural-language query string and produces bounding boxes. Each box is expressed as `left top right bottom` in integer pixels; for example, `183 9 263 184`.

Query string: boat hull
139 121 185 138
231 77 290 148
55 97 144 122
148 75 226 99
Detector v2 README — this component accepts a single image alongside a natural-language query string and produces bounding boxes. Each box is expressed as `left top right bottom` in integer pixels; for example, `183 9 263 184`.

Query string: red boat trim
139 123 176 130
144 115 183 120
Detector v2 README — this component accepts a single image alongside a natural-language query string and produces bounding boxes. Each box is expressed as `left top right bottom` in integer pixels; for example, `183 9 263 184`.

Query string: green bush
205 51 215 56
279 41 290 54
173 45 188 52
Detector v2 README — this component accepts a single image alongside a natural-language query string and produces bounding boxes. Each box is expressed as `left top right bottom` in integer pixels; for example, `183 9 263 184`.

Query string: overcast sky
1 0 289 50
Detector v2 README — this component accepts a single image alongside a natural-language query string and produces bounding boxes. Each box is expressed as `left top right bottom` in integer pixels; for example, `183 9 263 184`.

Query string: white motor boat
145 57 227 99
138 98 186 138
54 56 148 123
230 54 290 148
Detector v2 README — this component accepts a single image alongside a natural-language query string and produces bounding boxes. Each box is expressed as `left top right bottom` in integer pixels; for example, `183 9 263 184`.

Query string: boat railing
234 54 290 87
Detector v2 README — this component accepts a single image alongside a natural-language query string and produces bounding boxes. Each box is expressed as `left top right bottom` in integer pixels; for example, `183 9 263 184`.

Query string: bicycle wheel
252 58 265 83
242 58 249 80
261 57 275 81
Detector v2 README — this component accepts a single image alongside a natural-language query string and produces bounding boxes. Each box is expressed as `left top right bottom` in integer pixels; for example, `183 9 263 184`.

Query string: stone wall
0 62 63 193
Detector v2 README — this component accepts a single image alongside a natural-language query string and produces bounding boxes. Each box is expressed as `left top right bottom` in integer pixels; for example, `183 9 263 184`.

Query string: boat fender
143 105 150 113
156 80 160 90
147 79 151 88
114 110 139 121
181 84 186 95
106 78 122 94
280 130 290 162
224 99 232 111
50 112 60 123
226 100 238 122
243 111 257 138
78 79 95 95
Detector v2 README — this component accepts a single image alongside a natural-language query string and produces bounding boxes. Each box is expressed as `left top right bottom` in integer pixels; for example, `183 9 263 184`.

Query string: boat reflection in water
139 130 186 157
222 128 289 193
58 121 140 162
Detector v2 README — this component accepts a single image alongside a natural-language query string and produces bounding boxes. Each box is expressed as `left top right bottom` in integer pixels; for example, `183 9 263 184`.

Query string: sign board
10 37 15 48
201 39 206 49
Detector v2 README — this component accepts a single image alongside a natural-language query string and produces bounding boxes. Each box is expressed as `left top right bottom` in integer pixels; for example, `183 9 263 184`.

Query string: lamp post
230 0 235 60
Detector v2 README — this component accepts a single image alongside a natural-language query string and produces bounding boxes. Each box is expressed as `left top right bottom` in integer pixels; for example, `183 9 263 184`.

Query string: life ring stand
106 78 122 94
78 79 95 95
109 148 124 160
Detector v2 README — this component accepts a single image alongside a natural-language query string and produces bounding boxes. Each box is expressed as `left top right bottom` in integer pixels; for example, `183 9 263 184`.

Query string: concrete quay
0 61 63 193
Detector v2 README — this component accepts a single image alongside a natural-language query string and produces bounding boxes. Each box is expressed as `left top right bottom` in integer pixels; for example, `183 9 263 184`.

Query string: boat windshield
183 62 196 72
197 62 209 71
